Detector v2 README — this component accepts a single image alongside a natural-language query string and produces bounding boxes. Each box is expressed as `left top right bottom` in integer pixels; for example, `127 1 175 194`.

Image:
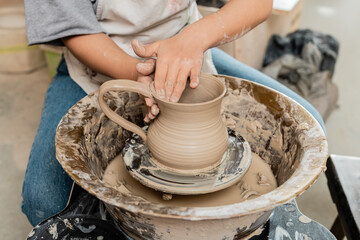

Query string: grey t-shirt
25 0 103 46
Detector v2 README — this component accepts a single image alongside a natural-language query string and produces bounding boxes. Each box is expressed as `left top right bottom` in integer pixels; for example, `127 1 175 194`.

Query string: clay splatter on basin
55 75 328 240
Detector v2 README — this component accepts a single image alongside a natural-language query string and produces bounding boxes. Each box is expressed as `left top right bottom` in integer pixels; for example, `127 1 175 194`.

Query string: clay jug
98 73 228 173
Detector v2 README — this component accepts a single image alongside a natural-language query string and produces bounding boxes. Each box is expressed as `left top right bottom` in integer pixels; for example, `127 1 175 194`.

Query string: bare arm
193 0 273 48
62 33 141 80
63 33 159 121
132 0 273 102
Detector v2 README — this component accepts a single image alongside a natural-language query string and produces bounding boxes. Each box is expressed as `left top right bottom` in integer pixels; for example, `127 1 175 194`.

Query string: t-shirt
25 0 102 46
25 0 217 94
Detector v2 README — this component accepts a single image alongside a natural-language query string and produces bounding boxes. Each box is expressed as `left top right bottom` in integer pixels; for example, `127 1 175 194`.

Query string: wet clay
55 74 328 240
178 80 220 103
99 73 229 173
102 152 277 207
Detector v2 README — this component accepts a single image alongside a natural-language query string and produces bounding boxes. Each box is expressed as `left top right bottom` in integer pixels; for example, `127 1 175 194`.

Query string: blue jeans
21 60 87 226
21 49 325 226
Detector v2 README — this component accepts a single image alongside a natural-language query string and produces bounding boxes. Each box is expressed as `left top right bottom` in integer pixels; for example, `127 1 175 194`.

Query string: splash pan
55 75 328 240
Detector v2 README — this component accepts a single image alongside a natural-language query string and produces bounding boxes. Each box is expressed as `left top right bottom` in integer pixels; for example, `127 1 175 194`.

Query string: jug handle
98 80 153 143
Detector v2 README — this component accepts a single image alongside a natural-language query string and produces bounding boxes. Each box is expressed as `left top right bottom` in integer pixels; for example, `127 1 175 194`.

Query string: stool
326 155 360 240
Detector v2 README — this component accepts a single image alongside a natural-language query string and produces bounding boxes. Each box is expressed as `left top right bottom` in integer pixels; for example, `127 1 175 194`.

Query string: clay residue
102 152 277 207
55 74 328 240
222 85 282 160
221 80 301 184
298 215 312 224
258 172 271 186
48 223 58 239
56 74 328 221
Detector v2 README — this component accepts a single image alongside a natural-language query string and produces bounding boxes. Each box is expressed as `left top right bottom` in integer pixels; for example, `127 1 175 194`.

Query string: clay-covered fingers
164 62 180 100
132 37 205 103
154 60 167 99
150 104 159 115
143 95 159 123
144 114 150 123
168 59 202 102
137 75 155 110
136 59 155 76
190 63 201 88
143 98 153 108
169 67 191 103
144 107 157 123
135 58 159 122
131 39 159 58
145 98 159 115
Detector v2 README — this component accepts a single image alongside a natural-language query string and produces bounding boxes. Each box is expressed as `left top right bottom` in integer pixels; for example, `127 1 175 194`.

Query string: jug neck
156 98 223 124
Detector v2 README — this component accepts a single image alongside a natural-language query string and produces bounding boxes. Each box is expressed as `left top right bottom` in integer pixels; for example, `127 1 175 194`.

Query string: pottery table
27 184 336 240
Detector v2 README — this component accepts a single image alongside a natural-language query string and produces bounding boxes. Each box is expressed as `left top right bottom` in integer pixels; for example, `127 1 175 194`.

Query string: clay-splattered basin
55 75 328 240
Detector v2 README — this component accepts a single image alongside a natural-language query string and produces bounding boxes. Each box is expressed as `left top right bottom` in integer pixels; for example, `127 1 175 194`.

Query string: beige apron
64 0 217 94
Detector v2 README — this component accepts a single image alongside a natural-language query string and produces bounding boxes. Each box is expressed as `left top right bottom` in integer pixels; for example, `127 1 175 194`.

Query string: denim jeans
21 60 87 226
21 48 325 226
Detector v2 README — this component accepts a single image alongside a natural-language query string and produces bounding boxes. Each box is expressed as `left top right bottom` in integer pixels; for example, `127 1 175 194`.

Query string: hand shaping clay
99 73 229 173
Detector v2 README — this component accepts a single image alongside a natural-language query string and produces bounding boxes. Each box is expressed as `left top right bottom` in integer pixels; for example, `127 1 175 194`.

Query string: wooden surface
326 155 360 240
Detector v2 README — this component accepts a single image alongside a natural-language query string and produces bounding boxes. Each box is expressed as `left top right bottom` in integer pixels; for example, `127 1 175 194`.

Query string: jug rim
150 73 226 106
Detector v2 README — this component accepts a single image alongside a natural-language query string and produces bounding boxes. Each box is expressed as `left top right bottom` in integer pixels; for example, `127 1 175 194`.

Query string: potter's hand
136 58 159 123
131 34 205 102
131 0 273 101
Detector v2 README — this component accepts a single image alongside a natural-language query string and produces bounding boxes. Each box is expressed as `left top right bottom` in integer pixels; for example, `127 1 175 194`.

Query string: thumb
131 39 159 58
136 59 155 76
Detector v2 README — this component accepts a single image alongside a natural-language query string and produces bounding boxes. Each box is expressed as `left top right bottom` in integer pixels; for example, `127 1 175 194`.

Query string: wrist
112 56 141 81
181 13 224 51
179 20 213 52
129 57 142 81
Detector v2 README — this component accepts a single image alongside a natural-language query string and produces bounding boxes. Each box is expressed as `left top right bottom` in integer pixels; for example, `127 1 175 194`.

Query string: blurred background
0 0 359 239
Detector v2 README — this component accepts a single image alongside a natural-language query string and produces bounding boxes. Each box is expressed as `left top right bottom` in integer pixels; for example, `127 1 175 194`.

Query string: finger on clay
145 98 154 107
170 80 186 102
164 63 179 100
154 61 168 99
137 62 155 75
144 115 150 123
170 68 190 102
190 70 200 88
131 39 158 58
151 104 159 115
148 112 155 120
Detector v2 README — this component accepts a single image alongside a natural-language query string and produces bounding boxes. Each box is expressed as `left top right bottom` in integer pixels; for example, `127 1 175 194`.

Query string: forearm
187 0 273 50
62 33 140 80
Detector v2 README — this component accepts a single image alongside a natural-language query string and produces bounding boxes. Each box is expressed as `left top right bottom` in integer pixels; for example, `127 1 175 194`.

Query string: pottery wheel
122 128 252 195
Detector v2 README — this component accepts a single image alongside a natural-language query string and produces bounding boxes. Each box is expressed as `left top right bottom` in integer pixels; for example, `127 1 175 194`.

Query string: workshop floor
1 0 359 239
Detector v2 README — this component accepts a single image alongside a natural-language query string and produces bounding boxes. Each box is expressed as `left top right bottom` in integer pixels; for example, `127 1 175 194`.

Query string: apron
64 0 217 94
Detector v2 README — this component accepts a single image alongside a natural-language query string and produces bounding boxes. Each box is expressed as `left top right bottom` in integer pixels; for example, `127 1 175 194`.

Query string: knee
21 184 70 226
